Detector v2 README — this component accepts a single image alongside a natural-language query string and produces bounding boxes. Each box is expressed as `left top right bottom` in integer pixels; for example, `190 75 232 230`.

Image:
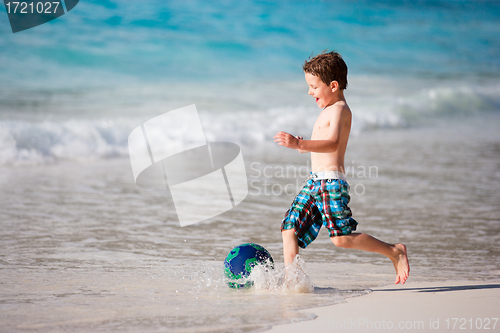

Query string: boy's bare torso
310 101 351 173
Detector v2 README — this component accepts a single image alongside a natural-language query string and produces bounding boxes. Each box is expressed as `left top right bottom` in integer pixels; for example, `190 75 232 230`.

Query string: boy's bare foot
392 244 410 285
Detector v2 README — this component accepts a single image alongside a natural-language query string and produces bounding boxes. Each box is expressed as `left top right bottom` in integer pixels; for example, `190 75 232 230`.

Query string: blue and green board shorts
281 177 358 249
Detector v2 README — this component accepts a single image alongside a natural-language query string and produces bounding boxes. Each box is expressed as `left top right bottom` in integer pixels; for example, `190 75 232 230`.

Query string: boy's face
304 72 336 109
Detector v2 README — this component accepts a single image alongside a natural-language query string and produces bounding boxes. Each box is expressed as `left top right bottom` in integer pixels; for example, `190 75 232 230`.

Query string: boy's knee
282 228 297 241
331 235 350 248
282 229 298 246
282 229 299 264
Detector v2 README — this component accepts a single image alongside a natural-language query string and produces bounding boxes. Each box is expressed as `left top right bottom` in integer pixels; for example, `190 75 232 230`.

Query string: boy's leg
281 182 317 266
331 233 410 284
282 229 299 266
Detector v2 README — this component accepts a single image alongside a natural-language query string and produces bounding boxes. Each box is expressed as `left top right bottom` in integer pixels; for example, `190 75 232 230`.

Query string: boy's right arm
294 136 309 153
274 107 347 153
274 132 309 152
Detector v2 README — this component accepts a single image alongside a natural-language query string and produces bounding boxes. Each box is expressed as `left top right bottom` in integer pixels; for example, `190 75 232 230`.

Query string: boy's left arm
274 109 344 153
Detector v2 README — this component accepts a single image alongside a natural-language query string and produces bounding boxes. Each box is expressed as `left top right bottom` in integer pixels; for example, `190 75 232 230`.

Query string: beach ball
224 243 274 289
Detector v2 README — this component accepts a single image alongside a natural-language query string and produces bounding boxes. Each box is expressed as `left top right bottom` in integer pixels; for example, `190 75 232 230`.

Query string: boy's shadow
376 284 500 293
312 287 370 295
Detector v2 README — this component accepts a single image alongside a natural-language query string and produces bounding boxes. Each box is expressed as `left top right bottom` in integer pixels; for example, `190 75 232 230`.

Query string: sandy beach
266 280 500 333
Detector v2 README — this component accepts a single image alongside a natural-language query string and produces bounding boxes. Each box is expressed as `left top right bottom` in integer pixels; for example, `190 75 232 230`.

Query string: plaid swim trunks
281 175 358 249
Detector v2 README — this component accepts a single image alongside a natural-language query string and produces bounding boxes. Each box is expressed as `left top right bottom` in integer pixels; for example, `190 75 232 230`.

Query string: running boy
273 51 410 284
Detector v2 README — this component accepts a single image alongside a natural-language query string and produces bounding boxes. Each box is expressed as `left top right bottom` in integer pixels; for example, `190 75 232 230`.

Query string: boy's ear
330 81 339 92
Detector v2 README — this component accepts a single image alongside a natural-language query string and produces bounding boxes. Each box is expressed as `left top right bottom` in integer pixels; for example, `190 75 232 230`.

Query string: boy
273 51 410 285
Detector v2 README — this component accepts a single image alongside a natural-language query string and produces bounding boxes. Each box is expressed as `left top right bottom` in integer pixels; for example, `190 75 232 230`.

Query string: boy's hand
273 131 301 150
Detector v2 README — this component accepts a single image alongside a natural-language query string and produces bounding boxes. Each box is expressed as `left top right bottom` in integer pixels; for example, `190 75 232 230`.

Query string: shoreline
265 280 500 333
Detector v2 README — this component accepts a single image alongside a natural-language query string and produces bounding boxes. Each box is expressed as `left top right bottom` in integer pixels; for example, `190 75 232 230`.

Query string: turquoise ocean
1 1 500 332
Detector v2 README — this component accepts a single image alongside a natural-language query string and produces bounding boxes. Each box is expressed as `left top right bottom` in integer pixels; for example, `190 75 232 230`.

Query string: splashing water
249 255 313 293
192 255 314 294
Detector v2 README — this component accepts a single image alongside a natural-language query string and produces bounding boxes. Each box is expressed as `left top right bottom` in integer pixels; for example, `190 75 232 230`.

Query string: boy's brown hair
303 51 348 90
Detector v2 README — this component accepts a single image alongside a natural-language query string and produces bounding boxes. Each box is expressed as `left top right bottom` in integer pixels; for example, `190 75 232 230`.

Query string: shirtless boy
273 51 410 285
